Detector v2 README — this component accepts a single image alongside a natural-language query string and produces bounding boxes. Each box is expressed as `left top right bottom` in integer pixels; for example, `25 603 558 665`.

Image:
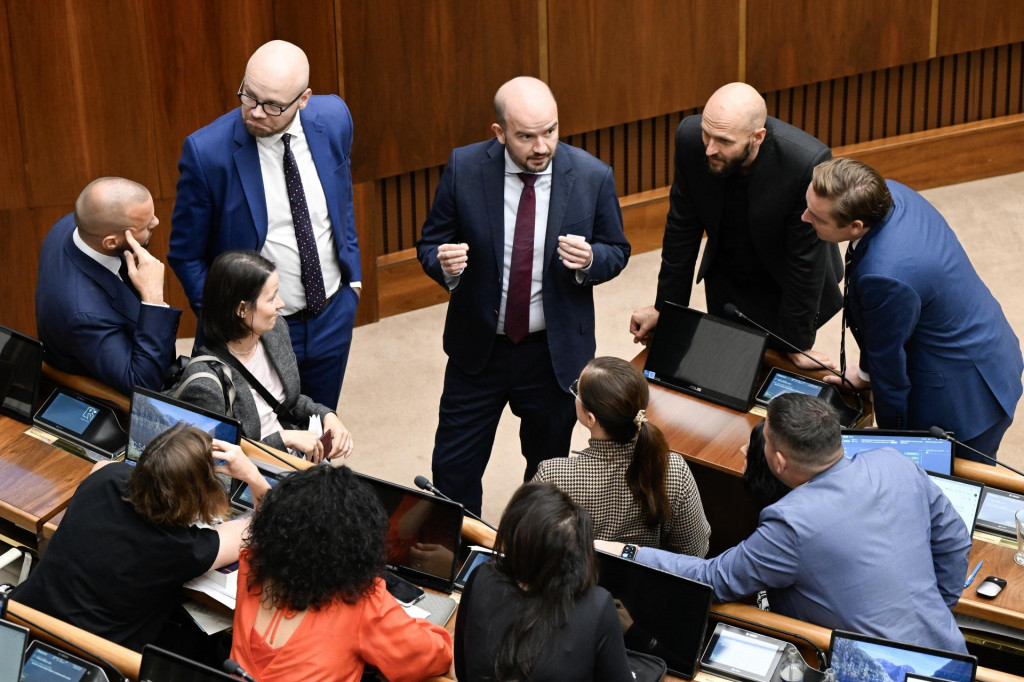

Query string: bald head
240 41 312 138
74 178 156 254
493 76 557 128
700 83 768 176
492 77 559 173
246 40 309 94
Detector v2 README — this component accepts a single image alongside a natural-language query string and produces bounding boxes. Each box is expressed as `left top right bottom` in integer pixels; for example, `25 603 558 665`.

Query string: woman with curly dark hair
229 465 453 681
455 482 631 681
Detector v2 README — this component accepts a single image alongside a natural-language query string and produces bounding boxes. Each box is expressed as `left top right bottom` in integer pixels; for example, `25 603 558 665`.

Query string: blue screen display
831 634 973 682
128 391 239 462
40 393 98 435
842 432 953 475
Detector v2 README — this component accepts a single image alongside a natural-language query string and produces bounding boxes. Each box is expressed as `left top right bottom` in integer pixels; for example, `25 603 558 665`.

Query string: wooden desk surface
0 417 92 534
956 537 1024 629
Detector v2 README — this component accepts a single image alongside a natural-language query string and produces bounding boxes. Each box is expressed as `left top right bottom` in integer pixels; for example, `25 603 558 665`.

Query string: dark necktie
282 133 328 315
118 255 141 300
504 173 537 343
839 243 855 378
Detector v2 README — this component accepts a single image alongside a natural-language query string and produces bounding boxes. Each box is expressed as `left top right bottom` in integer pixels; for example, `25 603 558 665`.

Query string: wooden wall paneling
547 0 737 136
341 1 539 183
936 0 1024 56
9 1 160 207
143 0 274 199
273 0 339 97
1009 44 1024 116
0 206 69 337
745 0 932 93
149 197 197 337
0 1 26 210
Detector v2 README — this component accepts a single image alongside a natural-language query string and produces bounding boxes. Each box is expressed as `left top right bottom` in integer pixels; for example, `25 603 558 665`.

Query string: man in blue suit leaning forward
417 77 630 514
36 177 182 394
804 158 1023 459
170 40 360 408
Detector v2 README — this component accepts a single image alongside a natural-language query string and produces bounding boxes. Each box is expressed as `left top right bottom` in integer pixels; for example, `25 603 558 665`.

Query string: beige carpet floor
245 171 1024 525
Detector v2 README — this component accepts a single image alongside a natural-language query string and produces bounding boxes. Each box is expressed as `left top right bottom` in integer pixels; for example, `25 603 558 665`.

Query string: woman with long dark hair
455 482 631 681
177 250 352 462
230 464 453 681
534 356 710 556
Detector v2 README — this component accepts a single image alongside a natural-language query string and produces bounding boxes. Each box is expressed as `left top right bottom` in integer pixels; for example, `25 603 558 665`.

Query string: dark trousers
431 333 577 516
286 284 359 408
962 412 1013 463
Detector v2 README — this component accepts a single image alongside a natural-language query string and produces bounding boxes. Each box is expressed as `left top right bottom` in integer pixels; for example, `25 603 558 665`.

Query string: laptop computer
138 644 235 682
33 388 127 462
126 387 241 466
596 551 714 679
643 303 767 412
0 619 29 682
19 640 109 682
829 630 976 682
0 326 43 425
842 429 956 475
355 472 463 626
927 472 984 536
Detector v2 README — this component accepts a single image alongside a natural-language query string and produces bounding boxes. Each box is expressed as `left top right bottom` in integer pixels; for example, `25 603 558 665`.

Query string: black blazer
655 116 842 350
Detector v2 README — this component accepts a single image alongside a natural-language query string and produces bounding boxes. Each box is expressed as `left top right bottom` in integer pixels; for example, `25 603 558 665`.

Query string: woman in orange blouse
230 465 453 682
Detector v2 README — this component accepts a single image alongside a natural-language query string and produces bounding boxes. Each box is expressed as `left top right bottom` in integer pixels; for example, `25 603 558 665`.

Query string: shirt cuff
350 281 362 290
443 271 463 290
858 368 871 382
141 301 170 308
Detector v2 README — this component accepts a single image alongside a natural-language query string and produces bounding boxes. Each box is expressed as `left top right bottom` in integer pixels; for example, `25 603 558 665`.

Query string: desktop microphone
414 476 498 532
927 426 1024 478
723 303 863 410
223 659 257 682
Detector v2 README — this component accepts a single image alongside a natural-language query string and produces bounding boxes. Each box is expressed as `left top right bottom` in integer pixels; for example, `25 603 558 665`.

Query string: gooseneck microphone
223 659 258 682
927 426 1024 478
414 475 498 532
723 303 864 411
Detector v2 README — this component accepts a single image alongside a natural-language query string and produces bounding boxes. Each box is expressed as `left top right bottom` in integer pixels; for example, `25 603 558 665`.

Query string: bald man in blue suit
804 158 1023 458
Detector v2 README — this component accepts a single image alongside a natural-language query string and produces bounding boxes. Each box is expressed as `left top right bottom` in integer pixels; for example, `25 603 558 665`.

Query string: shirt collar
72 227 121 276
255 112 305 151
503 148 554 177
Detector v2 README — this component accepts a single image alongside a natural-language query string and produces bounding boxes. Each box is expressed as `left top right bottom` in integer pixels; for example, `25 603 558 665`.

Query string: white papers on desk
402 603 431 620
185 569 237 609
183 600 234 635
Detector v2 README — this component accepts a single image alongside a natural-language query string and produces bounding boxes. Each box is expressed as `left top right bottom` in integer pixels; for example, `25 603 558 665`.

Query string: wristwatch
620 544 638 561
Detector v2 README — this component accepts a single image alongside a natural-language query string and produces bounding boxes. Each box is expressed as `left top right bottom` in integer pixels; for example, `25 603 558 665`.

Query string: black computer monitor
127 387 241 464
829 630 976 682
139 645 235 682
0 619 28 682
841 429 955 475
596 551 714 679
0 325 43 424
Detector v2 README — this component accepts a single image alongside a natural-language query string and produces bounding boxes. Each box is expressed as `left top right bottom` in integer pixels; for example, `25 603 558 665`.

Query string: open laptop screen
830 630 976 682
127 387 241 464
0 325 43 423
927 472 983 536
356 473 463 592
643 303 767 412
20 640 107 682
596 551 713 679
0 619 28 682
842 429 954 475
139 644 235 681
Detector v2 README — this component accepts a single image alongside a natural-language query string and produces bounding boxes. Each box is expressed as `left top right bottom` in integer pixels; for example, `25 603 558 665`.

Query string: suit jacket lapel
481 140 507 277
63 234 138 322
544 148 573 276
303 105 342 241
233 116 268 245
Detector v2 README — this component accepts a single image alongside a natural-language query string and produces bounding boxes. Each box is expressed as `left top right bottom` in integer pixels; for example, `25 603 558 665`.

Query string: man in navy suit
417 77 631 514
36 178 182 394
806 158 1023 458
170 40 360 408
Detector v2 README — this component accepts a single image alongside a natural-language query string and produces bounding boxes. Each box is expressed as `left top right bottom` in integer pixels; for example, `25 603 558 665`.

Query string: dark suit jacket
35 214 182 394
655 115 842 350
848 181 1023 439
176 318 332 451
169 95 361 315
416 139 630 388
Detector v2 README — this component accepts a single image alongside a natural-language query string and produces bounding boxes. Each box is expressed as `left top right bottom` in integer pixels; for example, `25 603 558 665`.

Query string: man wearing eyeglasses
169 40 360 408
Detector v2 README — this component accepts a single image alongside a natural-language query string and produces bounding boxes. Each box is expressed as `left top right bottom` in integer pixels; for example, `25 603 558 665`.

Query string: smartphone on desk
385 570 425 606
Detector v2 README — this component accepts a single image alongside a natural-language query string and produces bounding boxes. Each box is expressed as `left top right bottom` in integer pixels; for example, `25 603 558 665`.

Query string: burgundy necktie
283 133 328 315
504 173 536 343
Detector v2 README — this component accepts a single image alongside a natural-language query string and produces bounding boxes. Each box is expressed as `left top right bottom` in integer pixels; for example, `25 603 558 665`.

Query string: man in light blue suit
170 41 360 408
597 394 971 654
805 158 1023 459
36 178 182 394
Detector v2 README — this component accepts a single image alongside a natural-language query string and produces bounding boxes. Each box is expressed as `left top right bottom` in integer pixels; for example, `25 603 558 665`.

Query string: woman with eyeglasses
534 356 710 557
455 482 631 681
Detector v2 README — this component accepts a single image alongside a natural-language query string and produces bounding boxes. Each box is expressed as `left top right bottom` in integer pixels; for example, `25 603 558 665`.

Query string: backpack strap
171 355 236 415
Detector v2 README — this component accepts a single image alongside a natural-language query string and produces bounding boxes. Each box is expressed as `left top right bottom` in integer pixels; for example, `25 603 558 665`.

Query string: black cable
2 595 129 682
715 610 829 669
241 436 300 471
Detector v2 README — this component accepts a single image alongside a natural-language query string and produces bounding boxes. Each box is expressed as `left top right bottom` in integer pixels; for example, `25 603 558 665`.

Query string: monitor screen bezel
0 325 43 424
925 471 984 536
127 386 242 464
33 387 127 459
139 644 236 681
975 486 1024 538
828 629 977 682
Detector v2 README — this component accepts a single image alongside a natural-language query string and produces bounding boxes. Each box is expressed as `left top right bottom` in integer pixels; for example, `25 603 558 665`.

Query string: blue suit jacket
848 181 1023 439
416 139 630 388
35 215 182 394
638 449 971 654
169 95 361 314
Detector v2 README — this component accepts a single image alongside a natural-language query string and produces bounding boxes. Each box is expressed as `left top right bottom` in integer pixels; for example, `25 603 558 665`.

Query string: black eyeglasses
236 80 306 117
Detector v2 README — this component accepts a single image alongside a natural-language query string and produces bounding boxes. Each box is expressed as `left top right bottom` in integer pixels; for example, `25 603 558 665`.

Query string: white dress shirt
256 115 347 316
72 228 166 308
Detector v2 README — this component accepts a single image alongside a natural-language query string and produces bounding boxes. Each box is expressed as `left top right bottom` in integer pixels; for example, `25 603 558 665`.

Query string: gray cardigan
177 318 333 451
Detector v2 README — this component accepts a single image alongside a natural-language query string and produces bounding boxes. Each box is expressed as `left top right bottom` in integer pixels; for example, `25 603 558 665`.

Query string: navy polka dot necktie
283 133 327 315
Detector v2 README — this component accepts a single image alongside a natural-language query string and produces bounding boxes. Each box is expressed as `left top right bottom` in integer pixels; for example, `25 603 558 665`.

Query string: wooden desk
0 416 92 547
956 538 1024 629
